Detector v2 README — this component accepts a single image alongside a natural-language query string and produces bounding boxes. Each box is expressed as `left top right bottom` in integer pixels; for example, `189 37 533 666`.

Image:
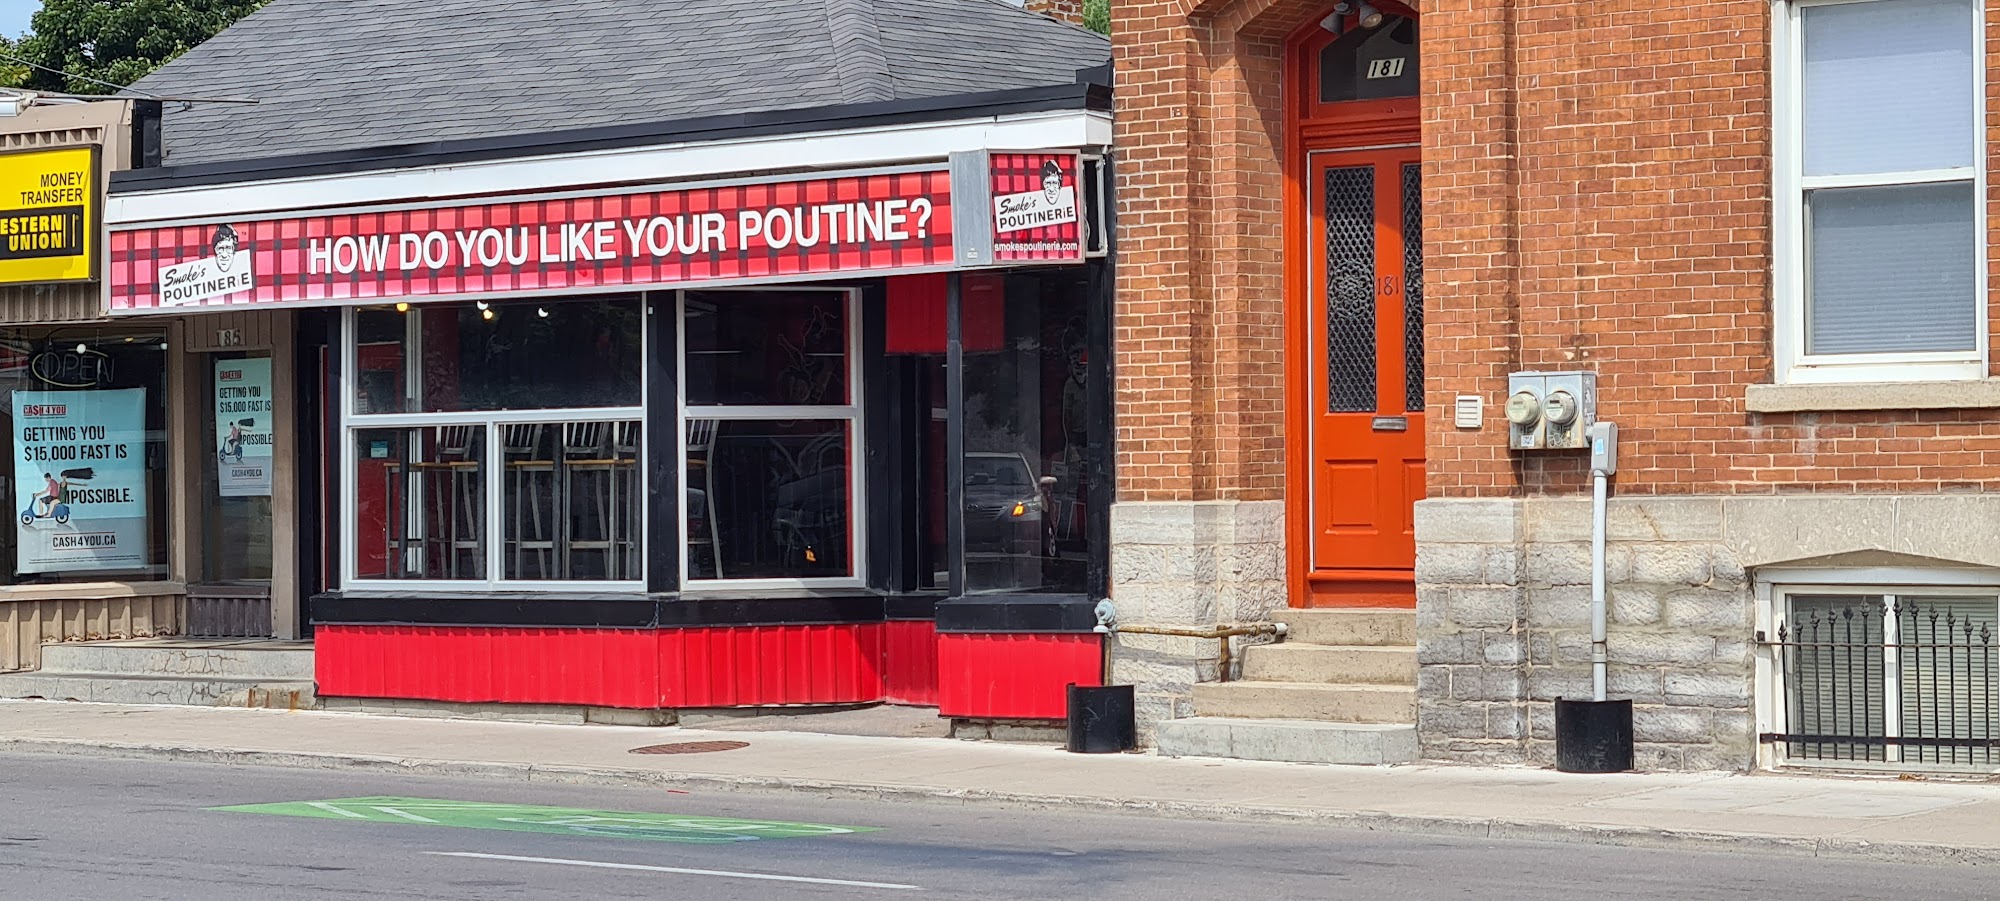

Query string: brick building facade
1112 0 2000 771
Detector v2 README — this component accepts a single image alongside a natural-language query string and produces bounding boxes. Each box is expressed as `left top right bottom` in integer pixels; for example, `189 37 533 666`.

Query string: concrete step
1192 680 1416 723
1274 608 1415 647
0 672 316 708
1241 643 1415 685
37 640 313 681
1154 716 1418 765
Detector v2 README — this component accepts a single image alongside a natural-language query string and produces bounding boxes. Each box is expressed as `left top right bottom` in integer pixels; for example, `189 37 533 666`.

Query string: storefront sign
107 169 956 313
214 358 274 497
12 388 148 574
990 153 1084 264
0 147 98 285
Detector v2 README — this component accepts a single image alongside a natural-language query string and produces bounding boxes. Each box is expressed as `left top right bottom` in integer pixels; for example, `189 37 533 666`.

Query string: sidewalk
4 699 2000 866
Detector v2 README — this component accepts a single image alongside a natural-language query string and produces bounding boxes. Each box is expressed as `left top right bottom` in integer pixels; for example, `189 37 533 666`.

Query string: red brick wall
1026 0 1087 25
1117 0 2000 503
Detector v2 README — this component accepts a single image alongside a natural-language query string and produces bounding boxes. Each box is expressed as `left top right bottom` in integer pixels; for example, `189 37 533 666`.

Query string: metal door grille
1324 166 1377 413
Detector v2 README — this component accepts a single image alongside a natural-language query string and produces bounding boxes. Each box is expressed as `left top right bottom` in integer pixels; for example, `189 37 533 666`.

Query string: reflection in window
684 292 849 406
1319 14 1419 103
352 298 641 414
686 419 851 581
501 421 641 581
353 426 487 580
962 273 1090 594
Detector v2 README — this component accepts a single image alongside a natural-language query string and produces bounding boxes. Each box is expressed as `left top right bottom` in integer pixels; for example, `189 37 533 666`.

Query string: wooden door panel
1302 147 1424 595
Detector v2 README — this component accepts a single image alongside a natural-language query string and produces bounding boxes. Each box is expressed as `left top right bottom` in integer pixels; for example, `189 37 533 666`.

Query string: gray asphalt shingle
133 0 1109 167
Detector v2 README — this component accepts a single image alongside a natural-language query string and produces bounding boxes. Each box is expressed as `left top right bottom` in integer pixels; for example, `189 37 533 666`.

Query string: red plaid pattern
108 169 955 312
989 152 1084 264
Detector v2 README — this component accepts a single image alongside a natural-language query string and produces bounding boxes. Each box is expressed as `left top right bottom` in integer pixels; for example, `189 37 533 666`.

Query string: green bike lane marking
210 797 877 845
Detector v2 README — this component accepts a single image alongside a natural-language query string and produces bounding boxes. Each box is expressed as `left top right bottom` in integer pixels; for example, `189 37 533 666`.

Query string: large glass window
681 290 860 585
962 273 1090 595
1781 0 1982 377
0 328 170 585
346 298 642 586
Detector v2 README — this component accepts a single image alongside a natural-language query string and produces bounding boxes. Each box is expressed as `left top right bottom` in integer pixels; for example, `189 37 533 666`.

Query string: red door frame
1282 7 1423 609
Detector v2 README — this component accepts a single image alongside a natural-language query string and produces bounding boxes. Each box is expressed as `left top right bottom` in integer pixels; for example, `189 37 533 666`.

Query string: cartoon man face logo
1040 160 1065 205
212 224 240 272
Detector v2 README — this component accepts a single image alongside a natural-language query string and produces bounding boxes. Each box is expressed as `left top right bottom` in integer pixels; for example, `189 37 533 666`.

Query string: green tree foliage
15 0 266 94
1082 0 1109 34
1 37 29 88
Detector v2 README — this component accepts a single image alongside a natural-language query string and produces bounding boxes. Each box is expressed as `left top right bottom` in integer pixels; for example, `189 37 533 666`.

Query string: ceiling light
395 302 410 313
536 307 549 318
475 301 490 311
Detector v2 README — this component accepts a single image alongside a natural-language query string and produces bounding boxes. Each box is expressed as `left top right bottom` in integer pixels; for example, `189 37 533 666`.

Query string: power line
0 50 162 98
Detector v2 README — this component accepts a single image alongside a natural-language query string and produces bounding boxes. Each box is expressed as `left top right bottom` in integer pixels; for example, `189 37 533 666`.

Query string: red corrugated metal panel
936 632 1102 719
314 625 660 708
659 623 886 707
883 619 940 706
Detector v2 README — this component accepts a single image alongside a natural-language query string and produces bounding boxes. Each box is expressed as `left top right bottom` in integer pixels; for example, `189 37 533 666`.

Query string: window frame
1758 567 2000 771
338 302 647 592
1771 0 1988 384
675 287 866 592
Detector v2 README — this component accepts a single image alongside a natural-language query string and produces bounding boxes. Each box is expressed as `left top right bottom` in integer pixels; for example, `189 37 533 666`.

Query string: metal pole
1591 467 1608 702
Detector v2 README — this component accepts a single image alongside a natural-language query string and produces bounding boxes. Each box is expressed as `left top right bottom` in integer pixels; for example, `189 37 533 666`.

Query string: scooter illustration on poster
220 418 253 464
19 467 93 526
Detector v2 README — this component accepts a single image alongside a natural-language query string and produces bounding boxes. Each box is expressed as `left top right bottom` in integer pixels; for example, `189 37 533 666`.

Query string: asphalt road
0 752 1993 900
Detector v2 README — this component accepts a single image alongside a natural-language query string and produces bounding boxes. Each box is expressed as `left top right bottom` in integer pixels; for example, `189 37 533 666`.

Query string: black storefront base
1554 698 1634 773
1066 683 1135 753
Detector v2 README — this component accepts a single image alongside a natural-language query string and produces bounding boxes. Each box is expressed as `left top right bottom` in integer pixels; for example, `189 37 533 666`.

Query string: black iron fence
1761 599 1999 767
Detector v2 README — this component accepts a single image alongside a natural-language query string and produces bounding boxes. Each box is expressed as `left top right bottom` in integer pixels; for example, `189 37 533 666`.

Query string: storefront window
682 290 861 585
202 353 274 582
962 273 1091 594
0 328 170 584
345 299 643 586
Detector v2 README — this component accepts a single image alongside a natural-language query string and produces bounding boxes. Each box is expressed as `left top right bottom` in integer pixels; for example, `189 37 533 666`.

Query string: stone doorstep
1193 681 1418 723
37 642 315 682
0 672 315 709
1241 643 1417 685
1272 608 1417 647
1154 717 1419 765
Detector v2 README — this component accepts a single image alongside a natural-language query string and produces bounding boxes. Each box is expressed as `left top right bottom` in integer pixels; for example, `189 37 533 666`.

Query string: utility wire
0 50 162 99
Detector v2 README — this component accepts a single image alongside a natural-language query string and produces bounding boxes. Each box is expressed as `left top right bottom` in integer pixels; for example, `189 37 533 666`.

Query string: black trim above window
114 83 1111 191
312 589 944 628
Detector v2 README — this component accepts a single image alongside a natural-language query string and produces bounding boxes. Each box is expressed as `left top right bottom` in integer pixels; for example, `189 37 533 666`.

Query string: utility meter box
1505 371 1597 450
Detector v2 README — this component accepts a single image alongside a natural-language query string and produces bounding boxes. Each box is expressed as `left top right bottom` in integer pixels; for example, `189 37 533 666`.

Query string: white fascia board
110 109 1114 226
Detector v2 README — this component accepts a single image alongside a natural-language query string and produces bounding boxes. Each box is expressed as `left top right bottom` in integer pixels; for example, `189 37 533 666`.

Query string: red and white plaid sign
989 152 1084 264
108 169 955 313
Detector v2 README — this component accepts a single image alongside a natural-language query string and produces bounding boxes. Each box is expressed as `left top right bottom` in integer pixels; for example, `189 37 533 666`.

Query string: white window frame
1771 0 1988 384
1756 566 2000 771
338 302 647 592
675 287 866 593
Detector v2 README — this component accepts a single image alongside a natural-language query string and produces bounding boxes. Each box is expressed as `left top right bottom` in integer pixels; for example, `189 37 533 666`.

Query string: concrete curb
5 736 1995 867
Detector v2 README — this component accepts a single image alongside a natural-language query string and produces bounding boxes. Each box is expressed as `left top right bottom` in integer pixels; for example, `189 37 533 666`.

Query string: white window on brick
1774 0 1985 383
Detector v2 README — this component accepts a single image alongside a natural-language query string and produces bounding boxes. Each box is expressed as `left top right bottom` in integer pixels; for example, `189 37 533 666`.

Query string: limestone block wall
1107 499 1286 740
1416 497 1754 771
1417 493 2000 771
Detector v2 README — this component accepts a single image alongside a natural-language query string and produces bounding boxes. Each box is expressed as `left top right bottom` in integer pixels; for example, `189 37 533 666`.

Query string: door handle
1371 416 1409 432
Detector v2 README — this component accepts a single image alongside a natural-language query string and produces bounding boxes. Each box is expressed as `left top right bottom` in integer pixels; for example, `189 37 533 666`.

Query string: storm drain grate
629 740 750 755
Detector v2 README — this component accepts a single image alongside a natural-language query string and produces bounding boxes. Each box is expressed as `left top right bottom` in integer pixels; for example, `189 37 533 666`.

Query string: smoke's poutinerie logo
158 224 256 307
993 160 1079 235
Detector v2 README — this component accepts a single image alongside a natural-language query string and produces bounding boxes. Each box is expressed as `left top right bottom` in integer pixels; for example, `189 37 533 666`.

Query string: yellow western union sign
0 147 97 284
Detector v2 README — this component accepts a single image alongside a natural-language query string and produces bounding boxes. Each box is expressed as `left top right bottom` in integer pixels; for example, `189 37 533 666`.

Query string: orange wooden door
1304 147 1424 601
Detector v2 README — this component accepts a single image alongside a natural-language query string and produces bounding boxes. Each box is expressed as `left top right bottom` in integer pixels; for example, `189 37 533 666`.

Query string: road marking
210 797 873 845
305 802 368 819
427 852 922 890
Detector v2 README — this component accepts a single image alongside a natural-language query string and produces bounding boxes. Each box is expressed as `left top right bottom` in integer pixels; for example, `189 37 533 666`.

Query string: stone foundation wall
1417 497 1754 770
1106 499 1286 741
1417 494 2000 771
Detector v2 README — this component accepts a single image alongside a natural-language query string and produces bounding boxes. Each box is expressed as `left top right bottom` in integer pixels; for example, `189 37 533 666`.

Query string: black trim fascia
114 83 1112 193
311 589 948 628
934 593 1100 633
644 292 680 593
1085 159 1116 602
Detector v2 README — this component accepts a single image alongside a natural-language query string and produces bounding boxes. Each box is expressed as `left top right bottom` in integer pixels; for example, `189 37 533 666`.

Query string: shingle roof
134 0 1109 167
